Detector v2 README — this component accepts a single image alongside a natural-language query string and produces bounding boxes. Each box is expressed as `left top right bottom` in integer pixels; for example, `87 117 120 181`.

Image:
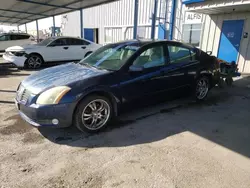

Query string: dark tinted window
50 38 68 46
68 38 90 45
168 46 192 64
11 34 30 40
0 35 10 41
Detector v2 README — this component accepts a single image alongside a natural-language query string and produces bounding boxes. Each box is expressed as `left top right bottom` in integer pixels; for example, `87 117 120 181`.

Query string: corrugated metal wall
61 11 81 37
200 13 250 73
62 0 184 44
82 0 156 44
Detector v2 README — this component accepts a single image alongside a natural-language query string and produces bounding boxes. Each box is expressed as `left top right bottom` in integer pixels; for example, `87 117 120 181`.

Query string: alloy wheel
27 56 42 69
81 99 111 130
196 78 209 100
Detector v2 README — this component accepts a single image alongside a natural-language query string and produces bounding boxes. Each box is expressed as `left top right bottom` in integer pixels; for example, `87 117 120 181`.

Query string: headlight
11 51 26 57
36 86 71 105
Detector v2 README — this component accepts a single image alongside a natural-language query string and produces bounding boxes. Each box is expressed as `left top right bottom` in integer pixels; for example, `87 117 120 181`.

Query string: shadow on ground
35 76 250 158
0 62 59 78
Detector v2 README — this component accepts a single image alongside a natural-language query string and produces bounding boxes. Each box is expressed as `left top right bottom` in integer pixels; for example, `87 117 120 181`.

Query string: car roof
0 32 30 36
49 36 88 40
113 39 195 49
47 36 93 43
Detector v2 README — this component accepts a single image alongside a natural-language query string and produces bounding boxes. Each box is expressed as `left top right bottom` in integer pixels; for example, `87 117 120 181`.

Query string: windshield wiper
79 62 113 71
80 62 93 68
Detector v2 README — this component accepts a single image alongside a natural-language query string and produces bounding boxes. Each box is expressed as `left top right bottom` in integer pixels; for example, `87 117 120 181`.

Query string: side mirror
206 51 212 55
129 65 144 72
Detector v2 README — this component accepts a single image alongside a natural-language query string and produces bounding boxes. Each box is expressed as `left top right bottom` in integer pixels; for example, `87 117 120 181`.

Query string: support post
17 25 19 33
36 19 39 42
169 0 176 40
80 9 83 38
151 0 158 39
52 16 56 36
25 23 27 33
133 0 139 39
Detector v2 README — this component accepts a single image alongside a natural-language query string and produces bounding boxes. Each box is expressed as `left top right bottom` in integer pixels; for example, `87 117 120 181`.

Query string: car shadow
0 63 58 78
38 76 250 158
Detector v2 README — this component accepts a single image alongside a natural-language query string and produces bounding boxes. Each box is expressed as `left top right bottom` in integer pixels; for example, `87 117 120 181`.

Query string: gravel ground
1 63 250 188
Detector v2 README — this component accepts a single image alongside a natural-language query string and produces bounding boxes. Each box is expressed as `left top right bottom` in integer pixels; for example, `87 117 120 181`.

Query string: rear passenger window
168 46 193 64
68 38 90 45
0 35 10 41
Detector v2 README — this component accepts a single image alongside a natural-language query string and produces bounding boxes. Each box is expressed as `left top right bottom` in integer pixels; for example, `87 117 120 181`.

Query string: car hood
5 44 42 52
22 63 109 94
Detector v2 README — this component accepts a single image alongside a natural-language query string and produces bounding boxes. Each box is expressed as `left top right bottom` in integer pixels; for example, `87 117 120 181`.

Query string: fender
74 85 122 116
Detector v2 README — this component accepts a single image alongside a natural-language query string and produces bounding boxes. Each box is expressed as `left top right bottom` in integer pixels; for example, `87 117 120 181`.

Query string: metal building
185 0 250 73
61 0 185 44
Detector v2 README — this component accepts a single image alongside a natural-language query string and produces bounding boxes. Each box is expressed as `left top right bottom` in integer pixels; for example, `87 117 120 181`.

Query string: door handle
81 46 86 49
63 47 69 50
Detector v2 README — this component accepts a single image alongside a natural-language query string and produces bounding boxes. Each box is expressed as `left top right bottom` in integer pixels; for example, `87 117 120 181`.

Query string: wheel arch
25 52 44 65
73 90 119 123
195 71 213 88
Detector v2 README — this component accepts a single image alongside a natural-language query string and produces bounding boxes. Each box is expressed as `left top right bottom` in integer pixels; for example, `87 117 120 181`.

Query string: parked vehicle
0 33 35 55
3 36 100 69
15 40 220 133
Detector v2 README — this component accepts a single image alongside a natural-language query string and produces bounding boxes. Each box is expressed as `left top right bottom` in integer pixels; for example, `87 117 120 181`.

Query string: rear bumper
3 53 27 67
16 99 76 128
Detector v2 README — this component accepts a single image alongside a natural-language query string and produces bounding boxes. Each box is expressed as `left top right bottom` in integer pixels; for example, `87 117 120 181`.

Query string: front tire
25 54 43 69
74 95 113 133
194 76 210 101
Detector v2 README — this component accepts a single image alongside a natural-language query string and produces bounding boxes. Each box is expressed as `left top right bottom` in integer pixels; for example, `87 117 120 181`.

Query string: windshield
79 42 140 71
37 38 55 46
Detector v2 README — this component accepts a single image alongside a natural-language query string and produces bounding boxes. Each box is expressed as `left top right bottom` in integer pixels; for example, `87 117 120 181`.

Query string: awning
185 0 250 14
0 0 118 26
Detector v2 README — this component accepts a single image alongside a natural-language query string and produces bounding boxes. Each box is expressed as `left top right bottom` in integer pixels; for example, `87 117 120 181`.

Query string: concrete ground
1 60 250 188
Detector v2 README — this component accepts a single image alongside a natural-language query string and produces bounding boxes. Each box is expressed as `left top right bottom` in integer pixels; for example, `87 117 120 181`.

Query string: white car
3 36 101 69
0 33 35 55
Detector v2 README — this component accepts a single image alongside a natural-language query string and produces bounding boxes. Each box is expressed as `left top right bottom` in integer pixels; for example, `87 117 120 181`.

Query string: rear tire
194 76 210 101
25 54 43 69
74 95 113 133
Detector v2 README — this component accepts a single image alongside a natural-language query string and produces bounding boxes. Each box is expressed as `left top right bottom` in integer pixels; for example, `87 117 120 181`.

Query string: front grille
16 85 31 103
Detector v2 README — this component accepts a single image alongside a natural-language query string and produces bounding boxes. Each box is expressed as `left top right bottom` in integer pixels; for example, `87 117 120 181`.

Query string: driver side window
133 45 165 68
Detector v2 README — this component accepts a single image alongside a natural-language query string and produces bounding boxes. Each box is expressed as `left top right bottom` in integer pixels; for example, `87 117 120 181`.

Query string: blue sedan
15 40 219 133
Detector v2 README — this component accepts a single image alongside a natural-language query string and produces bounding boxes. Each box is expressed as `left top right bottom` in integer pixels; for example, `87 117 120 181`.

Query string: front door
118 43 168 103
43 38 71 62
217 20 244 63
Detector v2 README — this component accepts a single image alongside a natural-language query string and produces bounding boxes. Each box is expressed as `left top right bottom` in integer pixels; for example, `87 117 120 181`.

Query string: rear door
67 38 90 60
10 34 31 47
164 44 197 90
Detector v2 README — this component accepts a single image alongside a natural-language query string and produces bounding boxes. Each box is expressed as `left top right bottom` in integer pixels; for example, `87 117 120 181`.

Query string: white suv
0 33 35 55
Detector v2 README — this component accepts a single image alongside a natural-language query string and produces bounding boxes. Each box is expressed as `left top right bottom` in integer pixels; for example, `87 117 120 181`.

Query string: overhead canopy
185 0 250 14
0 0 118 26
